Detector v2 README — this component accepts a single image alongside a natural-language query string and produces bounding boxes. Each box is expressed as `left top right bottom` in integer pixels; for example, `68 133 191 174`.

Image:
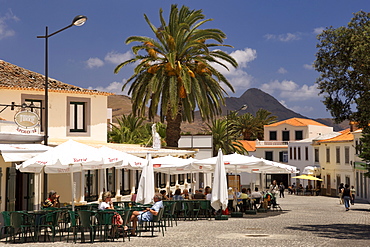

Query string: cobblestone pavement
1 194 370 247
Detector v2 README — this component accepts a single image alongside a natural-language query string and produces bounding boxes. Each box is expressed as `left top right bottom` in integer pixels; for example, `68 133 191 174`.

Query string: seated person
182 189 191 200
206 188 212 201
160 190 169 200
250 187 263 209
99 191 114 210
172 189 184 200
238 188 251 211
43 190 60 208
130 194 163 235
193 189 206 199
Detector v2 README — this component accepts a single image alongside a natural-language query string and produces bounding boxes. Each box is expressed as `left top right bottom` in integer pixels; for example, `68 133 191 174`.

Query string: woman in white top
98 191 114 210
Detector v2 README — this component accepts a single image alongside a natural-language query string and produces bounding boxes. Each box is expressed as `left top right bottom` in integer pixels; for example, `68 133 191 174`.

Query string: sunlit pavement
2 194 370 247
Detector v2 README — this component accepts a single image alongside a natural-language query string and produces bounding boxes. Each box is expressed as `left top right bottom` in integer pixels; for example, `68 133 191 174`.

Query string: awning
0 144 50 162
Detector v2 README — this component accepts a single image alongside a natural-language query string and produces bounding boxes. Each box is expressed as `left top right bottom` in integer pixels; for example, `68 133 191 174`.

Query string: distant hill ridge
108 88 348 133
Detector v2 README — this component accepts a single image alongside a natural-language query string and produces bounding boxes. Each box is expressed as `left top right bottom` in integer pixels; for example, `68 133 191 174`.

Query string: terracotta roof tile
318 128 353 143
0 60 113 96
265 118 328 127
238 140 256 152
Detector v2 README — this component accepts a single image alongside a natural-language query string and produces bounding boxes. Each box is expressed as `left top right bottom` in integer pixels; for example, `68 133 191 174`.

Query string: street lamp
226 104 248 154
37 15 87 145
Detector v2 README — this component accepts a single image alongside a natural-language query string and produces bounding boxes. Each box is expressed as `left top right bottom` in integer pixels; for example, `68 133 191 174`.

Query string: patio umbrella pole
70 164 75 211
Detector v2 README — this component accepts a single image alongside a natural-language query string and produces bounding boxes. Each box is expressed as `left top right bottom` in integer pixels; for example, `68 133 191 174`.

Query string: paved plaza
2 194 370 247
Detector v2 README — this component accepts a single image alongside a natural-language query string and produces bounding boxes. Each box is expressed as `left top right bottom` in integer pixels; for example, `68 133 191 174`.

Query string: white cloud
212 48 257 93
86 57 104 69
260 79 320 101
88 79 129 95
303 63 314 70
104 51 132 64
277 67 287 74
0 10 19 40
313 27 324 35
228 48 257 68
264 32 302 42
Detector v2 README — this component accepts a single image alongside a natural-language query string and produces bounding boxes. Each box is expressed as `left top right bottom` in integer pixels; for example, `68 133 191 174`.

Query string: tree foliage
315 11 370 174
108 114 166 146
207 109 276 155
114 4 237 147
207 119 247 156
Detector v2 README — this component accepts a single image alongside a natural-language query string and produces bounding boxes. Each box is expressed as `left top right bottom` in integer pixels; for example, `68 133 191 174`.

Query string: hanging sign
14 110 39 134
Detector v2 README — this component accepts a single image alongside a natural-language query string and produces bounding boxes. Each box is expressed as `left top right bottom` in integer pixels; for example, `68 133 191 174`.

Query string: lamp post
226 104 248 154
37 15 87 145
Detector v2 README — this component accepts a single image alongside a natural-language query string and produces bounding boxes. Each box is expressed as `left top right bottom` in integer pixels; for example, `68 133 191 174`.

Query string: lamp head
72 15 87 26
239 104 248 111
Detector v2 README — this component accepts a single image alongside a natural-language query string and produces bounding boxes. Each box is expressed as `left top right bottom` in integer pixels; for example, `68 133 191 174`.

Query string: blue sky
1 0 369 119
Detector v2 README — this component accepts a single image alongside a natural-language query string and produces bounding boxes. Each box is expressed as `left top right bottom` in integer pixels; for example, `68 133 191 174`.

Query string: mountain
222 88 306 120
108 88 348 133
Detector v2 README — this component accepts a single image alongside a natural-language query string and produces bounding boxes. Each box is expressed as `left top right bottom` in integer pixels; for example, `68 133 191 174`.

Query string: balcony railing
256 140 290 146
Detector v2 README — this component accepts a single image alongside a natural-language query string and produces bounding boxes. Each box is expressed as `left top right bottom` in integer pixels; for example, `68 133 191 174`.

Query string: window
355 139 359 155
269 131 277 141
293 147 297 160
67 97 91 136
298 147 301 160
326 148 330 163
70 102 86 132
314 148 319 162
305 147 309 161
279 151 288 163
21 94 45 132
289 147 293 160
282 131 290 141
265 151 273 161
295 130 303 140
345 147 350 164
336 147 340 164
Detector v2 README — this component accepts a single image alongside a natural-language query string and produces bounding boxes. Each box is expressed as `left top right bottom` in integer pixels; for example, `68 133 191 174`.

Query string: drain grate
245 234 270 238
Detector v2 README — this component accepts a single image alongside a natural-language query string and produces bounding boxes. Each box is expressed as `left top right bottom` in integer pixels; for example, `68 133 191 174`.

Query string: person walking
350 185 356 205
342 184 352 211
338 183 344 204
279 182 285 198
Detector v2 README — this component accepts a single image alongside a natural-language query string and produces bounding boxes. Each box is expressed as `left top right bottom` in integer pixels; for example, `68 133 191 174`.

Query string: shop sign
14 110 39 134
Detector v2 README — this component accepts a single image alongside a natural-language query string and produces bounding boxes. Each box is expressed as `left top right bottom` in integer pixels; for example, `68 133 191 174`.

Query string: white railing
256 140 289 146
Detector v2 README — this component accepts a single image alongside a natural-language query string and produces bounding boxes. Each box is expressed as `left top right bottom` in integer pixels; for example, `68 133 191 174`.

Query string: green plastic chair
96 209 116 241
77 210 97 243
37 210 61 242
121 210 132 242
9 211 35 243
163 201 178 227
138 207 165 237
66 210 79 243
199 200 212 220
0 211 11 241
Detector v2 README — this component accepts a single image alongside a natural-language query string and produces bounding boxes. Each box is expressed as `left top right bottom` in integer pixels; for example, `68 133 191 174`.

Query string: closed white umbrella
211 149 228 211
136 153 155 204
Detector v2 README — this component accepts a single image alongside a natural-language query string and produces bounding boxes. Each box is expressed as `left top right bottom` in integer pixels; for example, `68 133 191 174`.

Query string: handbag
112 213 123 225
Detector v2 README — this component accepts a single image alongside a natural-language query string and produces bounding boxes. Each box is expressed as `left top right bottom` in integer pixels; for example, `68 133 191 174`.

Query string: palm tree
254 109 277 140
207 119 247 156
108 114 146 144
114 4 237 147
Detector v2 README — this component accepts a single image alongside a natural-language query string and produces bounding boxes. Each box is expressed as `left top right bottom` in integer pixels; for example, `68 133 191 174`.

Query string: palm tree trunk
165 108 182 147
